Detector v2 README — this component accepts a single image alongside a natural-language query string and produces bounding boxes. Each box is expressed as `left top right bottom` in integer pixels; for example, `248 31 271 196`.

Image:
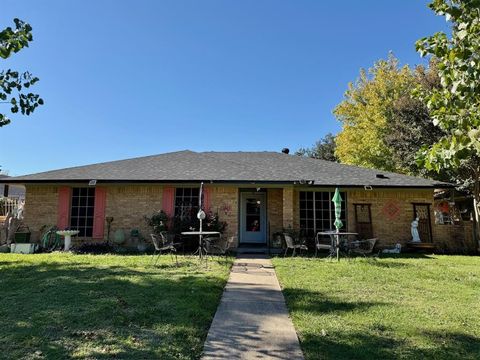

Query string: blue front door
240 192 266 244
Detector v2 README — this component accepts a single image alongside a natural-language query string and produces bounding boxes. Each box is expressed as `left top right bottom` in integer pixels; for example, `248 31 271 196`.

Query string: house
0 175 26 199
0 150 474 252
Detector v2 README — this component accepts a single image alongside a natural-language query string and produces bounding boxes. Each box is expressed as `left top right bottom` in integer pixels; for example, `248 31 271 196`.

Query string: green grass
0 253 232 360
273 255 480 360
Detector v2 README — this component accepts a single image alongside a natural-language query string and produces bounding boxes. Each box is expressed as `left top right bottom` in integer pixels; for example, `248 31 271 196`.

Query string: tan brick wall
282 187 295 229
267 188 283 238
345 188 435 248
433 221 476 253
23 185 59 241
206 185 239 245
24 183 470 252
105 185 163 243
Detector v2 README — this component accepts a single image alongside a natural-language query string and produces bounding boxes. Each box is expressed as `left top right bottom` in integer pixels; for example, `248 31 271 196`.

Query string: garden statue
382 243 402 254
411 217 421 242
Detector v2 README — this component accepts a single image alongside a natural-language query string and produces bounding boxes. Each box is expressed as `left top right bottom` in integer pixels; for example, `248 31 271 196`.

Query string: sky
1 0 449 176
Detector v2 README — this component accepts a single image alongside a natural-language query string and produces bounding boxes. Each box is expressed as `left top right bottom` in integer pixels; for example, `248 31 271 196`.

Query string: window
354 204 373 239
70 187 95 237
174 187 200 221
299 191 347 237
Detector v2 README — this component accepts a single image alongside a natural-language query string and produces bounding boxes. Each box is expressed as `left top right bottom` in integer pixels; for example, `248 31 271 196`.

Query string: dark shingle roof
1 150 450 188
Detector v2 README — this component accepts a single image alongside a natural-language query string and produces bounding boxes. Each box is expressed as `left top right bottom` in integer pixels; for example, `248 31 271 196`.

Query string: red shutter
162 187 175 218
203 186 211 212
92 187 107 239
57 187 71 230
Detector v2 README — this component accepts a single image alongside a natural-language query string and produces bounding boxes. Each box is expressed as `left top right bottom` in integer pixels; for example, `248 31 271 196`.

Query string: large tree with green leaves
384 62 448 177
296 133 338 162
0 18 43 127
416 0 480 241
334 54 431 173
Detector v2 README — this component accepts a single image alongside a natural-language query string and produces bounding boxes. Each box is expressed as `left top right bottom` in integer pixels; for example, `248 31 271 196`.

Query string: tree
334 54 419 172
384 62 447 177
0 18 43 127
296 133 338 162
415 0 480 242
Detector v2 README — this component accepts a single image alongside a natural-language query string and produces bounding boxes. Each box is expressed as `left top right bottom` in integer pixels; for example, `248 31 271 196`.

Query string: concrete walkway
202 255 304 359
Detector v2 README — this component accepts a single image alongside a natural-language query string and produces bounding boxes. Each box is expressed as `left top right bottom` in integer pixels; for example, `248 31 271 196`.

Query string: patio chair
348 238 377 256
283 233 308 257
151 232 178 266
207 235 237 262
315 234 334 257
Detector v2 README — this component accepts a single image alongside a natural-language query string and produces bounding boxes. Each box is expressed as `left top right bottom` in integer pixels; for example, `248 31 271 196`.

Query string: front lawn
0 254 231 360
273 255 480 360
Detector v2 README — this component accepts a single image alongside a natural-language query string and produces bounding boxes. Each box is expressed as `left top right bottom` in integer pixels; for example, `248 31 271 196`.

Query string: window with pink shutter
203 187 211 212
70 187 96 237
162 187 175 218
57 187 71 230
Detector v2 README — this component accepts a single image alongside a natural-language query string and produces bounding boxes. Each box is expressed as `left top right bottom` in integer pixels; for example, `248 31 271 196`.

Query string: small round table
317 231 358 261
181 231 220 259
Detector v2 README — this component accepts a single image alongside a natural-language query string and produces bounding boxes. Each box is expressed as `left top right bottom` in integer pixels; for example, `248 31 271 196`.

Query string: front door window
240 192 266 244
246 198 261 232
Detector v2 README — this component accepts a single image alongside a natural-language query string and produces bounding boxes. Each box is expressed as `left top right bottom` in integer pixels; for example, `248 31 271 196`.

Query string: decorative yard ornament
382 243 402 254
332 188 343 231
411 217 421 243
197 210 206 221
198 182 206 230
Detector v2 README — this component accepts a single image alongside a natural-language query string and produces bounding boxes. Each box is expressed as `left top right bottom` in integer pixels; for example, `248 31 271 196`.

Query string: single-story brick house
1 150 474 251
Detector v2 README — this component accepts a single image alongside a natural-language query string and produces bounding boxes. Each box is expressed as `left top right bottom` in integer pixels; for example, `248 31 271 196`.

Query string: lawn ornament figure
411 217 421 243
382 243 402 254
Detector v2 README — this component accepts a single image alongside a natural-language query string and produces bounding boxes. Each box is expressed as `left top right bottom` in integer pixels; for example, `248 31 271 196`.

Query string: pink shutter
57 187 71 230
92 187 107 239
162 187 175 218
203 186 211 212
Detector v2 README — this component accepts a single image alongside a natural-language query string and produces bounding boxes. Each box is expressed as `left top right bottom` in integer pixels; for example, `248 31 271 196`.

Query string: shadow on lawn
282 287 480 359
282 288 386 315
300 329 480 360
0 260 227 360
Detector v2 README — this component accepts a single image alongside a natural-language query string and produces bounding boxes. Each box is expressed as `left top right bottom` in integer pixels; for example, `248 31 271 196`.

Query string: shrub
73 242 114 254
204 211 227 233
144 210 169 234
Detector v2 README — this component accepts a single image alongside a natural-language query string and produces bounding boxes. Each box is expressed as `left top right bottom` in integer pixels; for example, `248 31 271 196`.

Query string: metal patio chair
315 233 334 257
206 235 237 262
348 238 378 256
151 232 178 266
283 233 308 257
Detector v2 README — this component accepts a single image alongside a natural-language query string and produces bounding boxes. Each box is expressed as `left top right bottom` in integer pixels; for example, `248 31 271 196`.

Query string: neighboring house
0 150 474 252
0 175 26 199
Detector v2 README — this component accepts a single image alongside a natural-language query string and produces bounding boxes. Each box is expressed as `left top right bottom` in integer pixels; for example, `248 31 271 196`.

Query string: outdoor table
317 231 358 261
181 231 221 259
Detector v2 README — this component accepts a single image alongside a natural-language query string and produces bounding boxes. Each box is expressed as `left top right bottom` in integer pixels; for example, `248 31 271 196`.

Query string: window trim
70 187 96 237
299 190 347 235
174 187 200 221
